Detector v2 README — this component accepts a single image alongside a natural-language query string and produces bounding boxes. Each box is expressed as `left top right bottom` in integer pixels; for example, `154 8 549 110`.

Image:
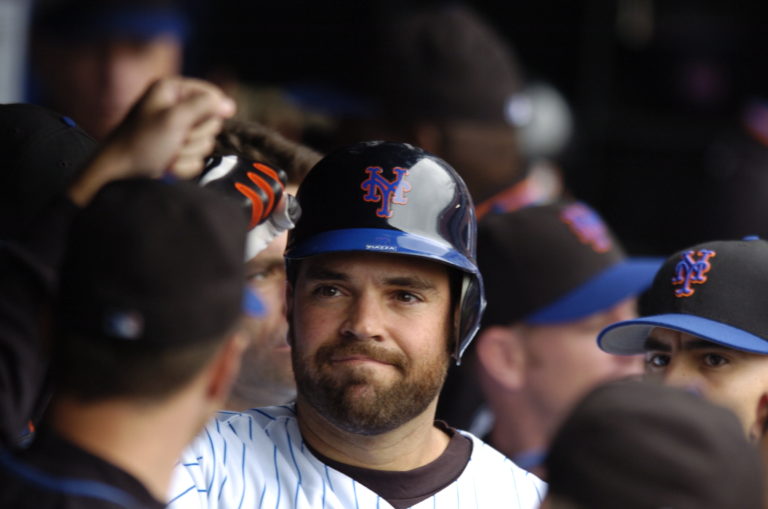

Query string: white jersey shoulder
167 405 546 509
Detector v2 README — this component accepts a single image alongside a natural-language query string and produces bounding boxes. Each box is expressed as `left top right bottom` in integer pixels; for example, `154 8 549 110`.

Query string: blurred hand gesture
69 77 235 205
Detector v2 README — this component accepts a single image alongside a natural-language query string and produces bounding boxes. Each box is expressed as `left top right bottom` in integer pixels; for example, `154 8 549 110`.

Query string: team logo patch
361 166 411 218
671 249 716 297
560 203 611 253
104 310 144 339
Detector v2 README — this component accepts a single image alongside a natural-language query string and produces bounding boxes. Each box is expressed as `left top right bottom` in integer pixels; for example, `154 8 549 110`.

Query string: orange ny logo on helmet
360 166 411 218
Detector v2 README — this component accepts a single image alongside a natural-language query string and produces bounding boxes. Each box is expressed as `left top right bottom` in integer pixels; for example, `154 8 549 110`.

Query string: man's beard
292 338 450 435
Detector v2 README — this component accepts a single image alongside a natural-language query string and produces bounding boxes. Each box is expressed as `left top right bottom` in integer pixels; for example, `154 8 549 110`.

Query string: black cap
0 103 96 238
546 379 764 509
363 4 524 125
478 201 660 327
57 179 250 344
599 237 768 355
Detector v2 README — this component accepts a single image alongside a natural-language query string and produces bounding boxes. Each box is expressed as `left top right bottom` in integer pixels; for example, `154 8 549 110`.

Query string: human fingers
183 114 225 151
88 78 236 183
169 120 223 175
173 78 236 119
160 89 233 164
135 77 184 116
167 154 207 180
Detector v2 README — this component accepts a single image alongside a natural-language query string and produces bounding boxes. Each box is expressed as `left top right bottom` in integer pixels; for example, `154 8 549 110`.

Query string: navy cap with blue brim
479 201 661 328
599 237 768 355
526 257 662 324
58 180 252 345
0 104 96 239
34 1 189 42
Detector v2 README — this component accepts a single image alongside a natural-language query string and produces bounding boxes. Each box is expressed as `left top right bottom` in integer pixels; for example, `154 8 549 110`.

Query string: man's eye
313 285 341 298
645 353 669 368
703 353 729 368
247 270 269 283
246 266 283 285
394 291 421 303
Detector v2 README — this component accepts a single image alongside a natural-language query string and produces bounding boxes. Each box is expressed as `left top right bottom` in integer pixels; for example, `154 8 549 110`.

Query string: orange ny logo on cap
560 203 612 253
671 249 716 297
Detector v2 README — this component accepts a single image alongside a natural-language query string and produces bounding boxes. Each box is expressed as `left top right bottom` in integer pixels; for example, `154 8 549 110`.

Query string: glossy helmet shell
285 141 485 361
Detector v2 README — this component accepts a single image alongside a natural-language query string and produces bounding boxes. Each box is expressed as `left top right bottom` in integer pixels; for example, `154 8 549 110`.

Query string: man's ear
475 324 527 391
750 393 768 442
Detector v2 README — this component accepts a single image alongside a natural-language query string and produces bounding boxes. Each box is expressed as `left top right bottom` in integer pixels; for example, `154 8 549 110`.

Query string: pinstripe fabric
168 405 546 509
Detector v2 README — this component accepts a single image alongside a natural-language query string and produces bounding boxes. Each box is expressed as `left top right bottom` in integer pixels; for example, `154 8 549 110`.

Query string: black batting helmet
285 141 485 362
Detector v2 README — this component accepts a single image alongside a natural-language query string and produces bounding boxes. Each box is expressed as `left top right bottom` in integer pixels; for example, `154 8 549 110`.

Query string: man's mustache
314 342 408 371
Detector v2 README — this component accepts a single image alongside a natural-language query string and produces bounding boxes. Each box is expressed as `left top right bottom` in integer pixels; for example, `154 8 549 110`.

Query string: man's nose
657 359 700 391
339 292 385 340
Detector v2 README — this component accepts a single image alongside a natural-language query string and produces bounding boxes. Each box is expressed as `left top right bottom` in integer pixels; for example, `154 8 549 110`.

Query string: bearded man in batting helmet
169 141 545 509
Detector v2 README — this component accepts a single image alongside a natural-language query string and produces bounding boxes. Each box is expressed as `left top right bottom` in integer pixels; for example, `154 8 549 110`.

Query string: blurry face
289 252 452 435
520 299 643 432
644 328 768 438
227 230 295 409
36 36 182 139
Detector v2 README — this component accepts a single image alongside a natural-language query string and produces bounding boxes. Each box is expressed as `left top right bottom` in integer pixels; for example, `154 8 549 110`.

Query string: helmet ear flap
454 273 486 364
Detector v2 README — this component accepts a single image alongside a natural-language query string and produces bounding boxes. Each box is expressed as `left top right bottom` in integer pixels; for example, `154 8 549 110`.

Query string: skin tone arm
68 77 236 206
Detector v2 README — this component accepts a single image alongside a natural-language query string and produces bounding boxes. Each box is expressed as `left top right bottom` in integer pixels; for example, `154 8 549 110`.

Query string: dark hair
52 330 231 403
214 119 322 186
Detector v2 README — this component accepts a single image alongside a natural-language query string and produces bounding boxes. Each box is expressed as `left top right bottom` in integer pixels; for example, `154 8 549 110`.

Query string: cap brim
598 313 768 355
525 257 663 324
243 288 265 317
286 228 479 274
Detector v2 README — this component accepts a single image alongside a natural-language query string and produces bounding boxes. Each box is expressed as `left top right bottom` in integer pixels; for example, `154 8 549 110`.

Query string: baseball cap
599 237 768 354
545 379 764 509
362 4 525 126
57 178 261 345
0 103 96 238
478 201 661 327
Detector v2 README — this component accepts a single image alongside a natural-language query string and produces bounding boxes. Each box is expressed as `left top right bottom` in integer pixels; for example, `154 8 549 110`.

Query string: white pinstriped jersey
167 404 546 509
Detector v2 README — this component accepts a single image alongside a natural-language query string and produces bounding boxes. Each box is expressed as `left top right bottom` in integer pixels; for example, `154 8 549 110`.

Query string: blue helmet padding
286 227 480 276
598 313 768 355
